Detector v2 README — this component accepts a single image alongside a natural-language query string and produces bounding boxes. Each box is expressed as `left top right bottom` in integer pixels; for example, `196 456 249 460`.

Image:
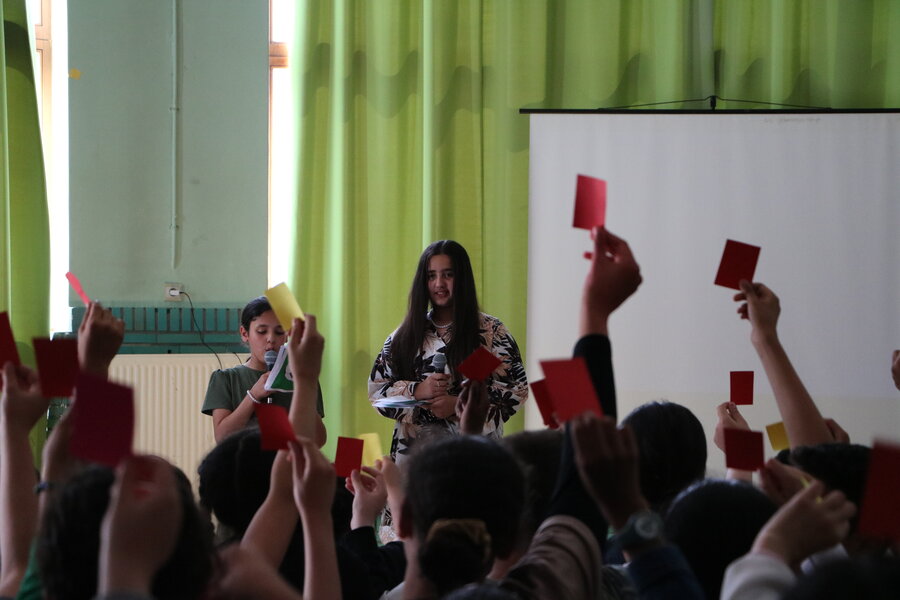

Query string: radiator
108 353 244 489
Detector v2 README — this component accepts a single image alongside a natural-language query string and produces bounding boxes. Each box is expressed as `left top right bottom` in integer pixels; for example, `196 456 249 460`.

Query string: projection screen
525 111 900 473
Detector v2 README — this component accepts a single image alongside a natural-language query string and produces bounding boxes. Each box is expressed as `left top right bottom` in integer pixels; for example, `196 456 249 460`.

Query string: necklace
433 320 453 329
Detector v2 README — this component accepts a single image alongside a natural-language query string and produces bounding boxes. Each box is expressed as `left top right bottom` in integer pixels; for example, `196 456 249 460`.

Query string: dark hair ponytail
407 437 525 595
419 519 493 595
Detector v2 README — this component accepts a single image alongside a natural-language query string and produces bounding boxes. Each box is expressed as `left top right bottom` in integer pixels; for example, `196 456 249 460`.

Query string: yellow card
264 283 305 330
765 421 789 451
358 433 385 467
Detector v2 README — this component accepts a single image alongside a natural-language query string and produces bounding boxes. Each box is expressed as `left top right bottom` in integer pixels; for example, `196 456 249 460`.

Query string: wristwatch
612 510 664 551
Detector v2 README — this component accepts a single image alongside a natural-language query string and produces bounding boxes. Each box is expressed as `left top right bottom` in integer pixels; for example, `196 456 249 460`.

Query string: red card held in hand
714 239 761 290
539 357 602 423
255 403 296 451
730 371 754 405
33 338 79 397
723 428 764 471
458 347 502 382
530 379 558 429
858 440 900 541
334 436 364 478
573 175 607 230
69 372 135 467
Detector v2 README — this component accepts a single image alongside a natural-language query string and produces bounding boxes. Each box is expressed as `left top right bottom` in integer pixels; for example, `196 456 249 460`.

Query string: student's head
239 296 286 363
391 240 482 377
38 464 213 600
664 479 777 600
401 436 525 596
621 401 707 513
198 428 275 538
501 429 564 539
788 442 871 533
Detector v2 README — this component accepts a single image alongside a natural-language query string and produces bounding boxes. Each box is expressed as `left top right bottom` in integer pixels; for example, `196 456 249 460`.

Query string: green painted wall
68 0 268 308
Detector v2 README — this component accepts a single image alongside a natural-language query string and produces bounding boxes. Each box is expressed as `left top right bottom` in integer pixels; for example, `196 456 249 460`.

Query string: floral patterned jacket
368 312 528 463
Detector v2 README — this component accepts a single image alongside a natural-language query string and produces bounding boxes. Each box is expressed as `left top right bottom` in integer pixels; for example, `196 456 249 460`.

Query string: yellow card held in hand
766 421 789 451
358 433 384 467
264 283 305 330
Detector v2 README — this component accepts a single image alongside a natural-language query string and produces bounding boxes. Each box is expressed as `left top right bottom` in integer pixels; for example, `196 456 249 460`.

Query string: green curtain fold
2 0 51 461
288 0 900 451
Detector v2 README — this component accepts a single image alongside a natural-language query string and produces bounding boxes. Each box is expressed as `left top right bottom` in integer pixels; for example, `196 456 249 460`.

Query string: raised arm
546 227 641 542
97 456 183 598
78 302 125 379
240 451 299 567
721 481 855 600
0 363 49 596
572 413 704 599
734 282 832 447
290 436 340 600
287 316 327 447
713 402 754 483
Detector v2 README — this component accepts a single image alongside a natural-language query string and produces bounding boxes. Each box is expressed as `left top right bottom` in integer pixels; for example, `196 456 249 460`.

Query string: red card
539 357 602 423
254 403 295 451
858 440 900 541
530 379 558 429
723 428 764 471
334 436 364 478
730 371 754 405
573 175 607 230
458 347 502 382
714 240 761 290
0 312 21 369
69 372 134 467
33 338 79 397
66 272 91 306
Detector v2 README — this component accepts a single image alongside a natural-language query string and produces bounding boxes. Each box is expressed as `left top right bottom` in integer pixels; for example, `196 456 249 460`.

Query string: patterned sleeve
368 334 420 424
483 316 528 430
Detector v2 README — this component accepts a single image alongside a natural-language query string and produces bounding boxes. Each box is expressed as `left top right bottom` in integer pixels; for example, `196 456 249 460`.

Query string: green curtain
716 0 900 108
288 0 900 452
1 0 51 461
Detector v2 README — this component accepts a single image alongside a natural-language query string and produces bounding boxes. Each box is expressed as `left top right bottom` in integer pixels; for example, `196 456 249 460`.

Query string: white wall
526 112 900 474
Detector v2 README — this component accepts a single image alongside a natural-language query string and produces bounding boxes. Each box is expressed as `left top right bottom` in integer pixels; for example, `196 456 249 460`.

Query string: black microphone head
432 352 447 373
265 350 278 371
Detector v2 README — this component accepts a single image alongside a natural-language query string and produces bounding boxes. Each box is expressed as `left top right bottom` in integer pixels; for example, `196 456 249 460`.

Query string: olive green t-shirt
200 364 324 420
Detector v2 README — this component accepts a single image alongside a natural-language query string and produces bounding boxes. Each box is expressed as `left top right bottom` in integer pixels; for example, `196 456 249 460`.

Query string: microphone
265 350 278 372
432 352 447 374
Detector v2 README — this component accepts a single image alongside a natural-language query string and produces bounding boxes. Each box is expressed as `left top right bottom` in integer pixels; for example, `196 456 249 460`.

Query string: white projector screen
526 111 900 474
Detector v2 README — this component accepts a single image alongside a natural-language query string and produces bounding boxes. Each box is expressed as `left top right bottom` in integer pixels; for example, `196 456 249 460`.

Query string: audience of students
1 227 898 600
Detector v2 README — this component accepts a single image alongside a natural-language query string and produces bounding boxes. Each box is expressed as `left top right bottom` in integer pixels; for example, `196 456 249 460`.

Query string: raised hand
346 463 388 529
713 401 750 453
733 281 780 343
572 413 648 530
751 480 855 569
824 417 850 444
287 315 324 382
1 363 48 433
581 227 642 336
378 456 405 526
758 458 808 506
288 436 335 517
98 455 183 596
78 302 125 378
